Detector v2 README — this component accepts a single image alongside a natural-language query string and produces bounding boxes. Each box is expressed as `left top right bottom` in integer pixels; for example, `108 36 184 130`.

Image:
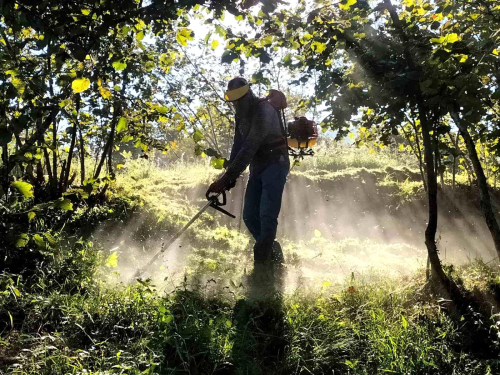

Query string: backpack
264 90 318 155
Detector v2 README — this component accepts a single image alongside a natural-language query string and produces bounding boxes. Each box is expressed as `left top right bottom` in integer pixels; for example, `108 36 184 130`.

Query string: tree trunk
63 122 78 191
94 105 120 179
400 121 427 191
450 110 500 259
0 108 59 187
79 127 85 184
407 115 427 192
384 0 462 299
447 131 459 191
52 114 58 196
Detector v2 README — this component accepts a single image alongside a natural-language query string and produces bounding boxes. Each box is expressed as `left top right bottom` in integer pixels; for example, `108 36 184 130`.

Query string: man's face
231 93 248 115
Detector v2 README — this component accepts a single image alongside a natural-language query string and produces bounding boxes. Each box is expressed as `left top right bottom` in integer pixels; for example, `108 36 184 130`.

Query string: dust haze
93 166 497 294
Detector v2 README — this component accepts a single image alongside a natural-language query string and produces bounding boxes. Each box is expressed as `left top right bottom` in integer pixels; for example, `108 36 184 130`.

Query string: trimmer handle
205 190 227 206
205 190 235 218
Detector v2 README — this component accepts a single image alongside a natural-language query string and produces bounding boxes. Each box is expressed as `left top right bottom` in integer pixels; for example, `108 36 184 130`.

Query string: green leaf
106 251 119 267
71 78 90 94
55 198 73 211
225 320 232 328
5 69 18 77
15 233 30 248
44 232 57 246
210 158 225 169
401 315 408 329
136 31 145 41
204 31 212 45
11 181 34 198
192 130 204 143
112 60 127 71
116 117 128 133
27 212 36 221
12 77 26 94
121 26 130 36
33 234 46 249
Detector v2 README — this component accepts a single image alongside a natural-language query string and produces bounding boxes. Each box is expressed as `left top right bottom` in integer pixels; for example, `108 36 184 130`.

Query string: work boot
271 241 285 265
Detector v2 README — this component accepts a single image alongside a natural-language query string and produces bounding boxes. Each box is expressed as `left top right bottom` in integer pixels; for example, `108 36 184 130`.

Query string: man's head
225 77 255 115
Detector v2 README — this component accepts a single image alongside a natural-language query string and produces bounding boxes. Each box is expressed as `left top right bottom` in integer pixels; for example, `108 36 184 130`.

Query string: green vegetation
2 0 500 373
2 145 500 374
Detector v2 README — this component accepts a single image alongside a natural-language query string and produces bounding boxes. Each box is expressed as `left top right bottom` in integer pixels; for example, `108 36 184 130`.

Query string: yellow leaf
112 60 127 71
314 229 322 237
339 0 357 10
117 164 124 169
99 86 112 100
116 117 128 133
136 31 144 41
211 40 219 50
105 251 118 267
493 49 499 56
323 281 331 287
176 28 193 47
81 9 91 15
311 41 326 53
444 33 459 44
71 78 90 94
398 144 404 151
12 77 26 94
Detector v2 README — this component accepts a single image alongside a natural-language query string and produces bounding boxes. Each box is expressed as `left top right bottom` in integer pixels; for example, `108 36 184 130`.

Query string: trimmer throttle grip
205 190 227 206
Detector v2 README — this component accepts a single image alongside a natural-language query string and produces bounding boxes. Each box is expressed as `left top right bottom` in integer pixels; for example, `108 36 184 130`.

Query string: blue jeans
243 162 289 263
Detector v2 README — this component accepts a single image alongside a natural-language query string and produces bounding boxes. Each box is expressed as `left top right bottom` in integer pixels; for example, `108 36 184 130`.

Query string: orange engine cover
287 117 318 149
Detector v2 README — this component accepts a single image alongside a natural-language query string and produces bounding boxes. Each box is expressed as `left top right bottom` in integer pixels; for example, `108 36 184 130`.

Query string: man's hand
206 178 226 196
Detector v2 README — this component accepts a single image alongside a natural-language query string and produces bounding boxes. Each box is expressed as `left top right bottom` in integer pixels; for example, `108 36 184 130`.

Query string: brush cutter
132 191 235 280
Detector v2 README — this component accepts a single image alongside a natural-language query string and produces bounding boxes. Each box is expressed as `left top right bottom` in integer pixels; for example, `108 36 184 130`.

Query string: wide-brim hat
224 83 250 102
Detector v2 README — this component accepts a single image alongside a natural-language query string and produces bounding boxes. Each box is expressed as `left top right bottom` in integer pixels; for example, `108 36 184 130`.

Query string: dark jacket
219 100 289 186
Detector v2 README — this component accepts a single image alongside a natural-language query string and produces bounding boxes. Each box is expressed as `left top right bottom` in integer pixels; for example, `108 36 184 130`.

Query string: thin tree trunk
0 108 59 184
450 110 500 259
94 105 120 179
385 0 461 297
447 131 459 191
79 127 85 184
400 122 427 191
52 113 58 196
63 95 80 191
64 123 78 191
59 159 66 193
107 129 114 176
407 114 427 191
43 148 53 183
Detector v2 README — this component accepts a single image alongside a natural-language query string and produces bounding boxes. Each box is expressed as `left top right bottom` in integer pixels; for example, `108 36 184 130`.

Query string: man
206 77 289 270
